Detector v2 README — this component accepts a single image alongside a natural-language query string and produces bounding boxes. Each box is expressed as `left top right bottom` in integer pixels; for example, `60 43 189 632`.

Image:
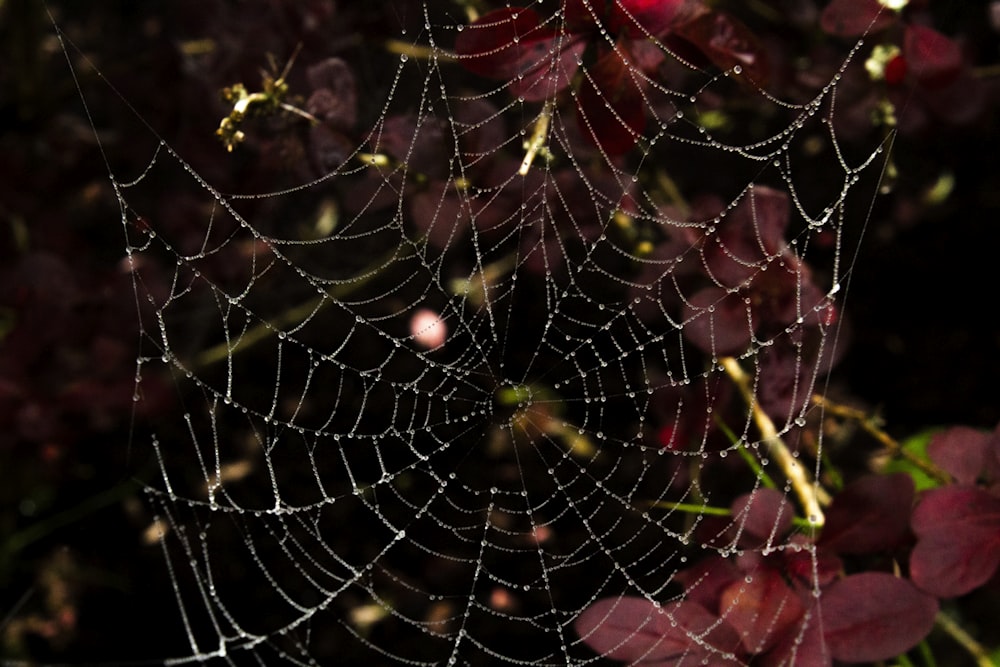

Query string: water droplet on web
400 54 408 62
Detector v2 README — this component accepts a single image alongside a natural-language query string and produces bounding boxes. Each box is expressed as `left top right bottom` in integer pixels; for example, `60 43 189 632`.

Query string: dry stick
383 39 455 63
720 357 829 527
811 395 954 485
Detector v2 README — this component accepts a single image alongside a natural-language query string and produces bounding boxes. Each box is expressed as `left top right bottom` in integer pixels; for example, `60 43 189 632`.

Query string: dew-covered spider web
54 1 889 664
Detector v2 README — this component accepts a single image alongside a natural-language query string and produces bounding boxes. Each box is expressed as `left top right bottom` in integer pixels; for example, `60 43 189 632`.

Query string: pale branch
721 356 829 527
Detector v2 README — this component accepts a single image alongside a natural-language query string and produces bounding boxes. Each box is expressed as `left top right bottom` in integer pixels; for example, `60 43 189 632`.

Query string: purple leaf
454 8 584 102
410 182 472 250
681 287 752 356
674 9 769 87
822 573 938 663
818 473 914 554
760 606 831 667
675 555 742 612
910 485 1000 597
574 596 742 664
904 24 962 88
720 568 804 653
730 489 795 546
926 425 995 485
702 186 790 288
576 49 646 155
305 57 357 129
819 0 896 38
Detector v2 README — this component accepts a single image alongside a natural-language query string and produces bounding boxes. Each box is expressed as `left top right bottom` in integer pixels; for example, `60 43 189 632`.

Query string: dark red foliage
910 485 1000 598
0 253 172 453
730 488 795 547
454 8 586 102
575 48 646 155
681 186 835 367
720 568 803 654
926 424 1000 488
821 573 938 663
819 0 896 38
819 0 983 133
902 24 962 88
455 1 766 154
908 423 1000 597
667 185 843 425
306 57 357 129
580 486 941 665
672 8 769 86
573 596 742 665
582 567 938 666
818 473 914 554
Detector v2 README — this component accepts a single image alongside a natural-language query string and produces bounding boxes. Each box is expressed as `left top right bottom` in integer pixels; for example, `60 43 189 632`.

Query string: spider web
54 1 886 664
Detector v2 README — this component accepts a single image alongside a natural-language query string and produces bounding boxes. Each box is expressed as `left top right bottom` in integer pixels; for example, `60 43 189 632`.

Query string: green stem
715 417 777 489
645 500 815 532
646 501 731 517
935 611 996 667
2 480 137 557
916 639 937 667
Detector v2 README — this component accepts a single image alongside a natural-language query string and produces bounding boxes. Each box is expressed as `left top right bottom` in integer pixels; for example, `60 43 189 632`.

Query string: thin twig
384 39 455 62
811 395 953 485
192 243 415 370
721 357 828 527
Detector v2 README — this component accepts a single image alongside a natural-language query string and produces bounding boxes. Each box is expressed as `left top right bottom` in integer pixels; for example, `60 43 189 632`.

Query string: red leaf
818 473 914 554
910 485 1000 597
455 8 584 101
819 0 896 38
574 596 742 664
508 37 587 102
760 606 831 667
609 0 694 38
674 10 769 87
780 536 843 587
576 48 646 154
455 8 551 77
563 0 601 31
681 287 753 356
904 24 962 88
305 58 357 129
731 489 795 546
883 54 908 86
822 573 938 663
702 185 790 288
720 569 804 653
410 182 472 250
675 555 742 612
926 425 994 485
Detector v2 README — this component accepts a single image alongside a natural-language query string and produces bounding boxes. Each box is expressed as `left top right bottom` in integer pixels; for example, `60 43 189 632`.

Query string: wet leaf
822 573 938 663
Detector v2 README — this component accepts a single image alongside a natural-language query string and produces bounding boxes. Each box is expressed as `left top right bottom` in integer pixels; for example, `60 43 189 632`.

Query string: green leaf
883 428 944 491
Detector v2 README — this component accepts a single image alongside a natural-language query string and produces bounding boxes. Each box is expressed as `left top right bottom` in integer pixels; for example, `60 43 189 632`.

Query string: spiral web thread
57 2 885 664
